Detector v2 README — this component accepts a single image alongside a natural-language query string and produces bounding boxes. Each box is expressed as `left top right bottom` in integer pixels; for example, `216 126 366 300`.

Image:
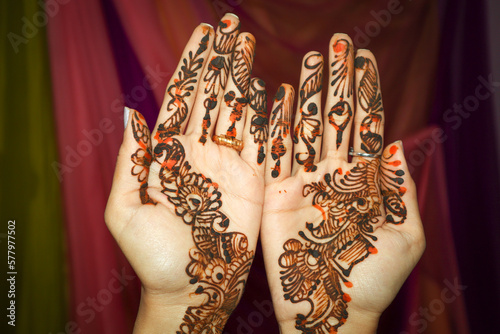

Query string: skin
105 14 268 333
105 16 425 334
261 34 425 333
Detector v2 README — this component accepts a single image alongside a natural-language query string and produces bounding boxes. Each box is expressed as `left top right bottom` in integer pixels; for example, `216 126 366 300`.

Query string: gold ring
212 134 244 152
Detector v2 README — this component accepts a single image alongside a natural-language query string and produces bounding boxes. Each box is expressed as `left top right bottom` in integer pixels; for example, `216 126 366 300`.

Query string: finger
241 78 268 172
352 49 385 163
106 108 155 229
379 141 423 235
185 13 241 144
152 23 214 143
265 84 295 185
291 52 324 175
215 33 256 140
322 34 355 159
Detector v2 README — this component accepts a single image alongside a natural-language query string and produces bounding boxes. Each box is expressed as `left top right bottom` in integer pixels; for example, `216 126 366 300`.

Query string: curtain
3 0 498 333
1 0 67 332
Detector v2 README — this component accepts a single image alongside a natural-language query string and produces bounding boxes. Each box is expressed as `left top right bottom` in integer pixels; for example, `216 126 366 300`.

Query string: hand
105 14 269 333
261 34 425 334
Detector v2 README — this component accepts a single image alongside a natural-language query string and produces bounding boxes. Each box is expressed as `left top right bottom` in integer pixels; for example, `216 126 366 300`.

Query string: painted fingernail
124 106 131 129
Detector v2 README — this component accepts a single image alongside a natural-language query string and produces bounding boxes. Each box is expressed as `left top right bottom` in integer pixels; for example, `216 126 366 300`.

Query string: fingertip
124 106 131 130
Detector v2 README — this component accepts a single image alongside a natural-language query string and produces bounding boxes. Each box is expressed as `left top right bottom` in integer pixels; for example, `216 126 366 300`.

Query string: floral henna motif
199 19 240 144
328 38 354 149
130 111 156 205
270 86 293 178
279 157 407 333
355 56 383 154
224 35 255 137
293 53 323 172
152 137 254 333
248 79 268 165
155 30 211 140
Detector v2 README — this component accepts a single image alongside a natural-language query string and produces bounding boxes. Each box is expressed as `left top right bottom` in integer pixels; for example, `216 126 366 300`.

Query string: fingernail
396 140 404 155
124 106 131 129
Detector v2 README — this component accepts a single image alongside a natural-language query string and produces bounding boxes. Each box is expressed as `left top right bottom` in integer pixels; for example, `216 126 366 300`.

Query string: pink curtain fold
48 0 138 332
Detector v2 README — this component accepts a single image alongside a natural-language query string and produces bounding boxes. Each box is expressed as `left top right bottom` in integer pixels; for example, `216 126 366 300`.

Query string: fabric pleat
1 0 67 332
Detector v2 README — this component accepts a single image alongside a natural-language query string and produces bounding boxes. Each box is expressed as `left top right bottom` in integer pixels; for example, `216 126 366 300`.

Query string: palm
106 14 269 332
261 34 424 333
112 135 263 296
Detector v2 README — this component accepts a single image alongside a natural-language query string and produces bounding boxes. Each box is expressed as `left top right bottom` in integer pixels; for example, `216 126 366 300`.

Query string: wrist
277 309 380 334
133 288 188 333
134 287 231 334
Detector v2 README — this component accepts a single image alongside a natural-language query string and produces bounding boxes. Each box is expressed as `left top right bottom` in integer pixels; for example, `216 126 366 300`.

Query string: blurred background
1 0 499 333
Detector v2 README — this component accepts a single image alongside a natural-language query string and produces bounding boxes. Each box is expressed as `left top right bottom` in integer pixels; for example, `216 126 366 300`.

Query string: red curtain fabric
48 1 138 333
46 0 477 333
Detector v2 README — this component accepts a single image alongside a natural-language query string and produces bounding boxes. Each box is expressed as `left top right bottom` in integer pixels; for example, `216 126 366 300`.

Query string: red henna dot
337 168 342 174
333 42 346 53
368 246 378 254
344 281 353 288
390 145 398 155
389 160 401 166
346 171 351 176
342 293 351 302
399 187 407 194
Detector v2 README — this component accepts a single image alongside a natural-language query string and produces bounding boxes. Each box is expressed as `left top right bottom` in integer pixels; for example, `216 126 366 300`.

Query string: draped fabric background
2 0 499 333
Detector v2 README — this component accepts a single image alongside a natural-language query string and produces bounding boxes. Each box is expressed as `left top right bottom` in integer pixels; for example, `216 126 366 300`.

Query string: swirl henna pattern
278 147 407 333
154 138 254 333
130 111 156 205
328 38 354 150
130 111 254 332
293 53 323 172
199 19 240 144
248 79 268 165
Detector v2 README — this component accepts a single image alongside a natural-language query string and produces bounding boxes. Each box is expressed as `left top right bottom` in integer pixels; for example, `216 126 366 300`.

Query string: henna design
248 79 268 165
151 137 253 333
279 158 407 333
155 31 210 141
130 111 156 205
224 35 255 137
328 38 354 149
270 86 293 178
355 56 383 154
199 19 240 144
293 53 323 172
380 144 407 224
